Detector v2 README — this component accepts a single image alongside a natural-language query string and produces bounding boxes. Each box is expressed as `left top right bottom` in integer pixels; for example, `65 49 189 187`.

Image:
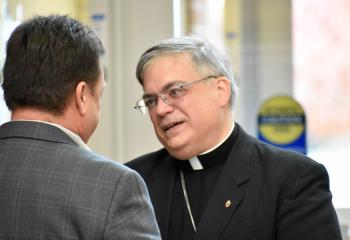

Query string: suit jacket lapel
147 155 178 239
195 125 252 240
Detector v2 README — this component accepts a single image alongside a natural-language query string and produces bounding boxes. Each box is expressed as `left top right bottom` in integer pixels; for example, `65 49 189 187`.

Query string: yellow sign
258 96 305 145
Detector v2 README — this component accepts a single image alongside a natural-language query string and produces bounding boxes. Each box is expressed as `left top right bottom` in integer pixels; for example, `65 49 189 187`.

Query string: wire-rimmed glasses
134 75 218 114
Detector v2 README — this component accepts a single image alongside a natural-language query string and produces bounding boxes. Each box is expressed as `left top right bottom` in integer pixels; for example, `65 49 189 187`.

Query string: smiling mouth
163 121 184 131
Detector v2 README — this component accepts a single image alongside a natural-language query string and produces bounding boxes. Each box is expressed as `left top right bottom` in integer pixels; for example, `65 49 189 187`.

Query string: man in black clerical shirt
126 36 341 240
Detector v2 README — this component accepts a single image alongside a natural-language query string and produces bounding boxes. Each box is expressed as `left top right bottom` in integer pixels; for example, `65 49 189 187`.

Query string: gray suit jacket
0 121 161 239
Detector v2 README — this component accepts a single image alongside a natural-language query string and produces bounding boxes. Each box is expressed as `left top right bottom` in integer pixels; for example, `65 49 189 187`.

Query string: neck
12 107 56 121
200 111 234 154
11 107 78 136
169 111 235 160
200 122 235 155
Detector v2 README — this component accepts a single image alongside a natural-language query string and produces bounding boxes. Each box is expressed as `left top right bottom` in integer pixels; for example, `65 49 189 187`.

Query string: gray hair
136 36 238 108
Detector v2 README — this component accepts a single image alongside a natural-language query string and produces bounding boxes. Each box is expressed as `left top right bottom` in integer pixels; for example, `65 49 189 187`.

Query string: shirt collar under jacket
12 120 91 151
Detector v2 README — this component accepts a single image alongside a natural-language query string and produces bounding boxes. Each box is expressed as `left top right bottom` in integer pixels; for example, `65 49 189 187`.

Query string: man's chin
165 145 196 160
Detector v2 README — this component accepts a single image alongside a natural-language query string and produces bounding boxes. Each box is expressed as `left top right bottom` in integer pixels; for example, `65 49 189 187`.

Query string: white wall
88 0 174 162
237 0 293 136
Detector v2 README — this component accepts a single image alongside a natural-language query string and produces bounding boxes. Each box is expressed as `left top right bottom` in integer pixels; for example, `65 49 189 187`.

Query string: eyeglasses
134 75 218 114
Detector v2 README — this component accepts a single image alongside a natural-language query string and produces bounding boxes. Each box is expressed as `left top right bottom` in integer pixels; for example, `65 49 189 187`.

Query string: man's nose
156 94 173 115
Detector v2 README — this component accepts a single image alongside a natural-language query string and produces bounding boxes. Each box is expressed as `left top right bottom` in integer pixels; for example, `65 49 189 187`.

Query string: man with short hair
127 36 341 240
0 15 160 239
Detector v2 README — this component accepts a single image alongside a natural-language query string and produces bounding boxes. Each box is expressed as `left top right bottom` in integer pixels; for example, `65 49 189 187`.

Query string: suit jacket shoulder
127 148 169 175
0 121 161 239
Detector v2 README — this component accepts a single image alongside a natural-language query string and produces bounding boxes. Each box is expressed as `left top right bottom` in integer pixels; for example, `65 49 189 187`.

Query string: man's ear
75 81 88 115
216 76 231 106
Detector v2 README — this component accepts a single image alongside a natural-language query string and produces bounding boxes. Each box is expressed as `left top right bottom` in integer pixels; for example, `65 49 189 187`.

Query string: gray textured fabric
0 121 161 240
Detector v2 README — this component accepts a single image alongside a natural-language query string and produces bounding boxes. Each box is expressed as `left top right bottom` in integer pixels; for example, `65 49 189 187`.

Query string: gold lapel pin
225 200 232 208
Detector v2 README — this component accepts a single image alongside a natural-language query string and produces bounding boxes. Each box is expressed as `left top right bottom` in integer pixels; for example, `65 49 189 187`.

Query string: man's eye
168 86 184 98
144 97 157 108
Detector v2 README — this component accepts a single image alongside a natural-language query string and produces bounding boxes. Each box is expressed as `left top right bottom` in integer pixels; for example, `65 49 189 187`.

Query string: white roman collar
189 157 203 170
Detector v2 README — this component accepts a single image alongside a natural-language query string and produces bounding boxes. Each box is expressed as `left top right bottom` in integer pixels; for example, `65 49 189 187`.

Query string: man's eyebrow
142 93 156 99
142 80 184 98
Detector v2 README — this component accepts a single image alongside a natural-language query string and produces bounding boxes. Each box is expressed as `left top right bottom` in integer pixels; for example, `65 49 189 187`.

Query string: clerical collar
184 123 237 171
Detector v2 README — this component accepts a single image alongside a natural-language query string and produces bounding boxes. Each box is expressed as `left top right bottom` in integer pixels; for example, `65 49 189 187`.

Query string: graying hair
136 36 238 108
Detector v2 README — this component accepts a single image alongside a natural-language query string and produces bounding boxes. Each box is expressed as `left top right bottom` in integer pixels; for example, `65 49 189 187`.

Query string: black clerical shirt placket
168 125 238 240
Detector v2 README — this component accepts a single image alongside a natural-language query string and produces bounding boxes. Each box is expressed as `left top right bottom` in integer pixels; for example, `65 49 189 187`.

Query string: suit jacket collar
0 121 78 147
148 123 251 239
194 124 251 239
